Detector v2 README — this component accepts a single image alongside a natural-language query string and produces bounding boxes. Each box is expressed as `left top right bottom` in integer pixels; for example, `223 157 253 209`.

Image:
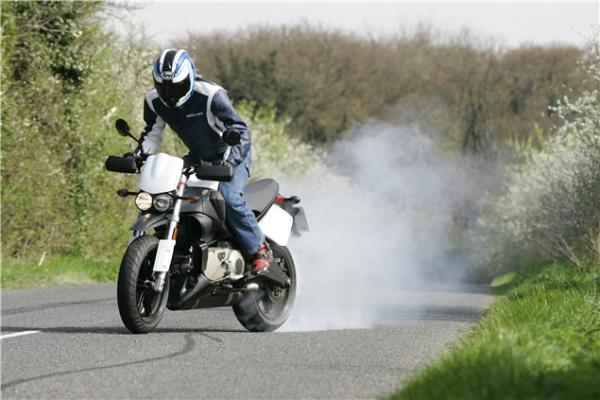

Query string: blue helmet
152 49 196 108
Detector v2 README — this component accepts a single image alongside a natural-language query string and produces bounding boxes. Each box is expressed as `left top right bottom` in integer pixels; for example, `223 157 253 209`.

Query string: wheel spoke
137 292 146 315
135 248 162 319
143 291 153 316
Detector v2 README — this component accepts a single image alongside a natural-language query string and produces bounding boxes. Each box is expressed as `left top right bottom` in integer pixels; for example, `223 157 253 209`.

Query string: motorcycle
105 119 308 333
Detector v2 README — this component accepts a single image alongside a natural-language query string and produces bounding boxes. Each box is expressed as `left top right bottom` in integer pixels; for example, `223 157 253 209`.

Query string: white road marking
0 330 41 340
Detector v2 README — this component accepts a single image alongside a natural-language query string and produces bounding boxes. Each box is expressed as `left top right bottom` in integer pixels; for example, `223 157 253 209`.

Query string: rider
137 48 272 274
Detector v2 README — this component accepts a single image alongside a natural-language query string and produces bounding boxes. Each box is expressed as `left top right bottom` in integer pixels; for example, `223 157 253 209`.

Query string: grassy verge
391 262 600 399
1 256 120 290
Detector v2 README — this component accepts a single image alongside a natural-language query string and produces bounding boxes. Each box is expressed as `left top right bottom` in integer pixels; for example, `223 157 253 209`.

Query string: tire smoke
278 122 484 331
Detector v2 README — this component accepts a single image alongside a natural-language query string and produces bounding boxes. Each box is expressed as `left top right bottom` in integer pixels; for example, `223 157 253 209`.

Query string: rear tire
233 242 296 332
117 236 169 334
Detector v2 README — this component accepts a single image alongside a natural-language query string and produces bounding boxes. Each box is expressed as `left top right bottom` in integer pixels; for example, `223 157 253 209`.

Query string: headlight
152 194 172 212
135 192 153 211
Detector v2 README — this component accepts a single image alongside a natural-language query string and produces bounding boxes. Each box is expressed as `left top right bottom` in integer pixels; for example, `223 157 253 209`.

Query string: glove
132 146 143 157
182 154 199 169
123 147 143 159
222 129 241 146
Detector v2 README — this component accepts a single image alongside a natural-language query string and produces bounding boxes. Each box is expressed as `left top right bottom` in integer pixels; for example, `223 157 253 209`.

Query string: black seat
244 178 279 217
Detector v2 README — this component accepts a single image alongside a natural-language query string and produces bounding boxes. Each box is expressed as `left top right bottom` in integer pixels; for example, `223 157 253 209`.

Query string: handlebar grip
105 155 138 174
195 163 234 182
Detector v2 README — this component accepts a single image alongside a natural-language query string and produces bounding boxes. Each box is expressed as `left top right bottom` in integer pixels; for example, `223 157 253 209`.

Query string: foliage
236 101 323 180
478 48 600 272
1 2 149 259
391 261 600 399
182 26 586 152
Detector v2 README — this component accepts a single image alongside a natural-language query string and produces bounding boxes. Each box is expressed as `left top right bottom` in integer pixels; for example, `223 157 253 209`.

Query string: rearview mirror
115 119 131 137
115 118 140 144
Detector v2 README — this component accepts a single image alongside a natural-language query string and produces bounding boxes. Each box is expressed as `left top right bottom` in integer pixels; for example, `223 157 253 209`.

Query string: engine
203 244 245 282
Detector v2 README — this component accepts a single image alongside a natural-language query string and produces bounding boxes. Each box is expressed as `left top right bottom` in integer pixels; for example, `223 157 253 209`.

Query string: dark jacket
139 78 251 166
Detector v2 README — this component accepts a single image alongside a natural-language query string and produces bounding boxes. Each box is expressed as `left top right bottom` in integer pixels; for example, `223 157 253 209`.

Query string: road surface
1 283 492 399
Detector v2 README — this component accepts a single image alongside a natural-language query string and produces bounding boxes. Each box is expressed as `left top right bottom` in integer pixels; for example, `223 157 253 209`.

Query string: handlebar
105 154 234 182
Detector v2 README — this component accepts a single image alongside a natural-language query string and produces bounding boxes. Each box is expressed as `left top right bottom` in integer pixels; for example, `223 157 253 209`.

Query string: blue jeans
218 155 265 257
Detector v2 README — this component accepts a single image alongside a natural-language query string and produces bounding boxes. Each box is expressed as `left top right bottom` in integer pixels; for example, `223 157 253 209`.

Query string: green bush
1 2 148 259
236 101 322 180
478 48 600 272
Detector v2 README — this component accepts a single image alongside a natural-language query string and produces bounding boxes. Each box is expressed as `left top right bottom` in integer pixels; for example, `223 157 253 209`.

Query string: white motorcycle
105 119 308 333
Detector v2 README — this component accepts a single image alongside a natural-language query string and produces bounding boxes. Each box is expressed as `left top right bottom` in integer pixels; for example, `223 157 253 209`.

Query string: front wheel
233 242 297 332
117 235 169 334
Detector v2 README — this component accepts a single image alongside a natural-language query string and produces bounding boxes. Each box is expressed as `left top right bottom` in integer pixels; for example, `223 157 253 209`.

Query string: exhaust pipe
172 274 211 308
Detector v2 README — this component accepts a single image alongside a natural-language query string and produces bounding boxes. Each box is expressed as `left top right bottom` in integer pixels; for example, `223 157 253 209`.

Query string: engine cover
203 245 245 282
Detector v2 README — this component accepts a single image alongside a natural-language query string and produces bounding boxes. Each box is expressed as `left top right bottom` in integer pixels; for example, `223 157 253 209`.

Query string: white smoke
279 122 482 331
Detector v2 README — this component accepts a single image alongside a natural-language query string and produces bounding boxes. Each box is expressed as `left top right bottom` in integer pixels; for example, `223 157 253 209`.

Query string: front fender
130 213 169 232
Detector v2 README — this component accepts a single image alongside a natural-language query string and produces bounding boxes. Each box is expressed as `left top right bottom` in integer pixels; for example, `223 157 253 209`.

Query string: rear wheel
117 236 169 334
233 242 296 332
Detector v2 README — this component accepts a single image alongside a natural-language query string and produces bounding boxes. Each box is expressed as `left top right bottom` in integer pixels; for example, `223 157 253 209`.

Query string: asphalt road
1 283 492 399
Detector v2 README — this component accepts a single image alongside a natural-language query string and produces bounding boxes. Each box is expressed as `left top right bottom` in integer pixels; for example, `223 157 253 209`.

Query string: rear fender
258 205 293 246
275 202 309 236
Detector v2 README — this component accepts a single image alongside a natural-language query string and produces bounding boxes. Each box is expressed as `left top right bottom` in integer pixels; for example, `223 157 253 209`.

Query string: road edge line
0 330 42 340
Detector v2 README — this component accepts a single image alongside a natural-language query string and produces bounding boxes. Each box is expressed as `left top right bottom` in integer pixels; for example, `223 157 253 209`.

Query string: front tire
233 242 297 332
117 236 169 334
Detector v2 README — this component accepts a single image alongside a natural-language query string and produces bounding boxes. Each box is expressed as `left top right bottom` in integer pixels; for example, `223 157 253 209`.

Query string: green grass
391 262 600 399
1 255 120 290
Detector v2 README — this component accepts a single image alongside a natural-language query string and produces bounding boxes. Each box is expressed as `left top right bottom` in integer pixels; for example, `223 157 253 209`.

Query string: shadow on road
1 297 113 316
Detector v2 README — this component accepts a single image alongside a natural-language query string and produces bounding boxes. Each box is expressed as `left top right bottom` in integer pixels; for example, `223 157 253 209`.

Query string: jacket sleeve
139 94 166 154
210 89 251 166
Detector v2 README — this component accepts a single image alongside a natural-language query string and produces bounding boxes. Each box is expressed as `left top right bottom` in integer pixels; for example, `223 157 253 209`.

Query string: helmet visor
155 76 190 107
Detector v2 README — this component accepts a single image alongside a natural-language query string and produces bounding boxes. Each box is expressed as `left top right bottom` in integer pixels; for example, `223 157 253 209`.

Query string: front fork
152 174 188 292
